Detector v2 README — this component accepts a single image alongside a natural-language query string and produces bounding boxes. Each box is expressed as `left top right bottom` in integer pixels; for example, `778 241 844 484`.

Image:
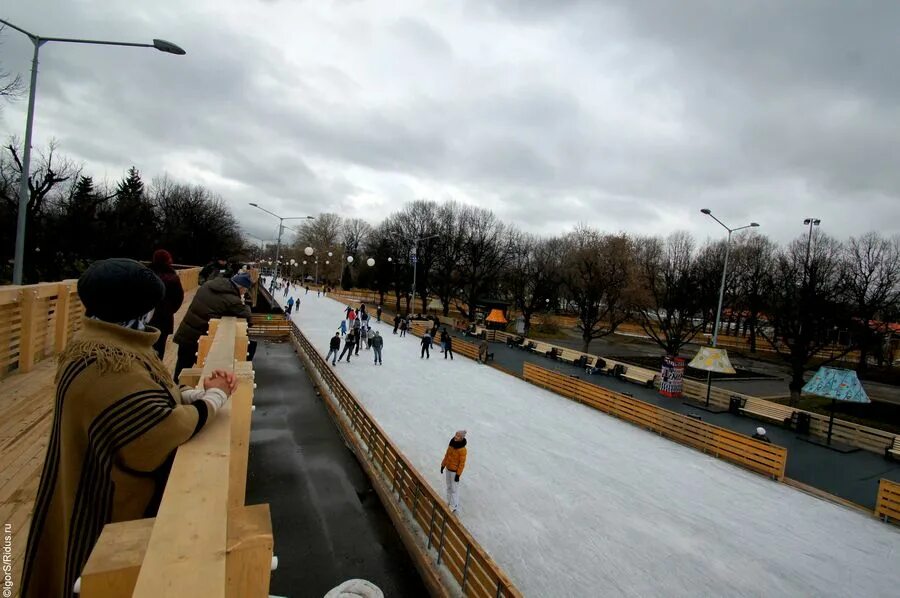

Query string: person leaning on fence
441 430 467 513
147 249 185 361
752 427 771 443
20 258 238 598
326 332 341 365
173 271 253 383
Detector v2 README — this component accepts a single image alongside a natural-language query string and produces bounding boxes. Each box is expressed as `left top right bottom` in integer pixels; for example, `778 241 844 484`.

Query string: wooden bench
740 400 795 427
558 348 582 364
523 341 537 352
623 369 657 388
886 437 900 461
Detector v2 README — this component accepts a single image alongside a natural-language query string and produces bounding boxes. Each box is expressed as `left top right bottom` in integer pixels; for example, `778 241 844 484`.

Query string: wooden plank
131 319 239 598
18 289 37 373
875 479 900 523
81 518 156 598
54 281 73 353
228 377 254 510
226 504 273 598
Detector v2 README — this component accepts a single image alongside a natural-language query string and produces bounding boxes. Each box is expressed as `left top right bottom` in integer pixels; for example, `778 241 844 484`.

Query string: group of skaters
328 302 384 365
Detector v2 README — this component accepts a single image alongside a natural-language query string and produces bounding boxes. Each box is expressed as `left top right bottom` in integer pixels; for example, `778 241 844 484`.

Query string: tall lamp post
410 234 438 315
700 208 760 408
249 203 313 283
0 18 186 285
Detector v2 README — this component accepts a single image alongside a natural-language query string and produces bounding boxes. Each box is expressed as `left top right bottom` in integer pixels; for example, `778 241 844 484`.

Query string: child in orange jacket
440 430 467 512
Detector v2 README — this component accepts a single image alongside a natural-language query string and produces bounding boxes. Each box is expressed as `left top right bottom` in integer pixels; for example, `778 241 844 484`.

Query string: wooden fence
289 322 521 597
523 363 788 480
80 317 272 597
875 479 900 525
0 267 201 379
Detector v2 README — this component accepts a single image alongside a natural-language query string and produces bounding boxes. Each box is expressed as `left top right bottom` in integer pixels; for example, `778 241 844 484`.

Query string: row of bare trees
281 200 900 403
0 140 244 282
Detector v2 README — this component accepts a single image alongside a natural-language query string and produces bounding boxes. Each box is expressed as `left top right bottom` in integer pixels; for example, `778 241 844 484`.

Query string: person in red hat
148 249 185 360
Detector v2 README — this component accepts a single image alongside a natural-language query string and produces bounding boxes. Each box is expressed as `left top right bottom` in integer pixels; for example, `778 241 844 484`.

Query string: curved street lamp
0 17 186 284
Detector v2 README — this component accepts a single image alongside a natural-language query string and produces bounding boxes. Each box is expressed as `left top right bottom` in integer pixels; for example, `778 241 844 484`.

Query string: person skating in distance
326 332 341 366
440 430 467 513
421 330 432 359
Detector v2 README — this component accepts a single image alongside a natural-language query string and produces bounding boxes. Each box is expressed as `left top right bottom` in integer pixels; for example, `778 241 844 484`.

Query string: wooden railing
289 322 522 598
80 317 273 597
875 479 900 526
523 363 788 480
0 267 201 379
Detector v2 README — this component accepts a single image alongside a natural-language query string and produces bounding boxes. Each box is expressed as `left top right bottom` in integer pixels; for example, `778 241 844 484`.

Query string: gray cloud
2 0 898 248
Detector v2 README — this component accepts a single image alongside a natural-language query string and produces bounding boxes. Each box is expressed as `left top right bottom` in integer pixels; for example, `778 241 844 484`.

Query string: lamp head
750 222 760 227
700 208 712 215
153 39 186 55
249 202 258 207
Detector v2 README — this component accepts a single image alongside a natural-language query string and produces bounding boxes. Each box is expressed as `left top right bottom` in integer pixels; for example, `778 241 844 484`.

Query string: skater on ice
444 332 454 360
338 329 355 363
421 330 432 359
752 427 771 443
326 332 341 365
440 430 467 513
376 304 383 322
393 314 400 334
285 296 295 315
399 317 408 337
371 331 383 365
339 319 347 336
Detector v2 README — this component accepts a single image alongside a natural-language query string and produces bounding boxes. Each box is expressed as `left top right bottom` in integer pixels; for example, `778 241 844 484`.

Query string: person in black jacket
338 329 356 363
421 331 432 359
326 332 341 365
199 257 230 285
444 332 454 360
376 304 383 322
371 331 384 365
393 314 400 334
173 272 252 382
147 249 185 360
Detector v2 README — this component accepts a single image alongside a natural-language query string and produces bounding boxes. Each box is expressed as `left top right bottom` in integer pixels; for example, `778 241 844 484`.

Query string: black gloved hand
440 467 444 474
454 474 460 482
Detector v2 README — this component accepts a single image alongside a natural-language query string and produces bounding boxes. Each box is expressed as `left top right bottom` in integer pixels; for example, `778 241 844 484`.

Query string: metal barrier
289 321 522 598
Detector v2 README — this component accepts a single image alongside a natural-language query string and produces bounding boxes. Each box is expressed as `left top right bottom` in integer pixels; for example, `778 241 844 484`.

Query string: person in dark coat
173 272 252 382
286 296 295 315
148 249 185 360
376 304 383 322
752 427 771 443
199 257 230 285
338 329 356 363
371 331 384 365
444 333 454 360
400 317 408 337
421 331 432 359
326 332 341 365
439 327 449 354
393 314 400 334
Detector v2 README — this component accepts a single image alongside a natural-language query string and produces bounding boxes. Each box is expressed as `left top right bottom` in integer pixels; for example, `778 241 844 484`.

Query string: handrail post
436 514 448 565
412 482 421 520
427 502 437 548
462 543 472 591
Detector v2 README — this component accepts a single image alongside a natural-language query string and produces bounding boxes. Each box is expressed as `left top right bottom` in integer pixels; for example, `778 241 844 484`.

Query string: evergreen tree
110 166 157 259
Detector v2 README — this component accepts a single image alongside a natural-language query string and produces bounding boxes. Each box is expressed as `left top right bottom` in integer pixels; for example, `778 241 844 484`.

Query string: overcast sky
2 0 898 246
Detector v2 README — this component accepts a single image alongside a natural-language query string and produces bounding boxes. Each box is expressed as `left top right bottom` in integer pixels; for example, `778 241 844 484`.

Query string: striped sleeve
116 392 205 474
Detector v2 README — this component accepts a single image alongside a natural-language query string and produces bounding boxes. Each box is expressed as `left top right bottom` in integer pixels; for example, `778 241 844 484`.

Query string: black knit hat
78 258 165 322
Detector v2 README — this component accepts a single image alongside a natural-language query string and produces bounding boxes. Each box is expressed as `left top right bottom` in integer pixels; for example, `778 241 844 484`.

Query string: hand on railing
205 369 238 396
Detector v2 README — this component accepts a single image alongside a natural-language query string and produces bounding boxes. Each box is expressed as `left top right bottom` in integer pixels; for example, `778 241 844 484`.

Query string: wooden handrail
875 479 900 525
82 317 272 598
0 267 202 379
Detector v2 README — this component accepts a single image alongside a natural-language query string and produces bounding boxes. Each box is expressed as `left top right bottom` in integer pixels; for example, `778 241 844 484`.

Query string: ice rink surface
272 283 900 597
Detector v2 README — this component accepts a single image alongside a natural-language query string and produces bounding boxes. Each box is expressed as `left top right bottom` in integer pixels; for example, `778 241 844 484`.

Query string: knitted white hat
756 427 766 436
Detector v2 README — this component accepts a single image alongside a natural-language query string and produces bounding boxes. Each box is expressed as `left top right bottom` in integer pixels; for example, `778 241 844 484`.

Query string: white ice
269 282 900 597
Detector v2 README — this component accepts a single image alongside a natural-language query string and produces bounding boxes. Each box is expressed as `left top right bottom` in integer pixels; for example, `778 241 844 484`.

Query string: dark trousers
339 344 353 362
373 347 382 364
421 345 430 359
174 341 198 383
445 346 454 360
152 333 169 361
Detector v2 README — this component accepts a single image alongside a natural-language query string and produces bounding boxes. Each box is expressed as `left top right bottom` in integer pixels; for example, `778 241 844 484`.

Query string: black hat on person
78 258 165 322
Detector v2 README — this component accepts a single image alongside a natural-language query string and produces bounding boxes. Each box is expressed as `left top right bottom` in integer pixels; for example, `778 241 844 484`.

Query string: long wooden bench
886 437 900 461
622 369 657 388
740 400 795 426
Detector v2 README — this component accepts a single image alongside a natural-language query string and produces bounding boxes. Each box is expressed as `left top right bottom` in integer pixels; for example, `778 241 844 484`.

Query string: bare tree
294 213 343 282
632 232 706 356
561 227 632 352
431 201 466 316
395 200 440 311
758 231 849 405
505 233 563 337
0 28 24 106
733 233 777 352
843 232 900 371
455 205 513 321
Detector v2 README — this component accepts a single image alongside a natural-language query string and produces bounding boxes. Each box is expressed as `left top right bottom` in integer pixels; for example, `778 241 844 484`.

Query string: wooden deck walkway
0 289 196 595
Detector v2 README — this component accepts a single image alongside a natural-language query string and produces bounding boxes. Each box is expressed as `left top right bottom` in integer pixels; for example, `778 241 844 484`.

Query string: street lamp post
0 18 186 285
410 234 438 315
802 218 821 280
249 203 313 283
700 208 760 408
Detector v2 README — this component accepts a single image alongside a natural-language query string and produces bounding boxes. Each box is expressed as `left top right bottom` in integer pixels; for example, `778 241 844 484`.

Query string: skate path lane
270 282 900 598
